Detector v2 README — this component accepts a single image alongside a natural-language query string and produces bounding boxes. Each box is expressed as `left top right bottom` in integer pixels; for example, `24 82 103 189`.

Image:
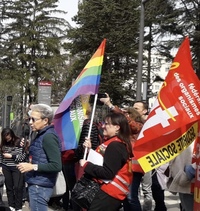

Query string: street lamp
136 0 150 101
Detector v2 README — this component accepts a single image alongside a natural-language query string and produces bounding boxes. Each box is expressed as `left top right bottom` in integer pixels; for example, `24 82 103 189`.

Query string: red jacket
96 137 133 200
131 142 144 174
61 150 76 164
112 106 144 174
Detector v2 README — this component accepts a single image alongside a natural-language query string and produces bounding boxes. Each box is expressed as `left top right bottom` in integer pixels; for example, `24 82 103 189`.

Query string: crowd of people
0 95 196 211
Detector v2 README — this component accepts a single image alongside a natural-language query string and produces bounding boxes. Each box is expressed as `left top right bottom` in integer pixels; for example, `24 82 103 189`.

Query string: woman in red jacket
80 112 133 211
99 94 145 211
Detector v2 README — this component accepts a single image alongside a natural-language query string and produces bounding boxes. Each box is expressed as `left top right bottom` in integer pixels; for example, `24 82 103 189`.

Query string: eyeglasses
29 117 42 123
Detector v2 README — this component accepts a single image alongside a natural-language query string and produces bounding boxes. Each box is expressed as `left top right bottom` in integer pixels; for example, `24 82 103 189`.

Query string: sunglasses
29 117 42 123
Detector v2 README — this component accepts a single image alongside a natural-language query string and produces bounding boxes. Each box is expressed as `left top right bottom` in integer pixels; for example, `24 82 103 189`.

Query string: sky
57 0 79 26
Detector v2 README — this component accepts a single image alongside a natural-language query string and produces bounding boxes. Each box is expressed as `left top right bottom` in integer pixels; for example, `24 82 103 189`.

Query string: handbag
71 176 100 209
51 171 66 197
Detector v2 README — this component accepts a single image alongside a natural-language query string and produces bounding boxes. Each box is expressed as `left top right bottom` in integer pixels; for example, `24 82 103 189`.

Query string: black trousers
151 170 167 211
62 161 80 211
89 189 122 211
2 165 24 210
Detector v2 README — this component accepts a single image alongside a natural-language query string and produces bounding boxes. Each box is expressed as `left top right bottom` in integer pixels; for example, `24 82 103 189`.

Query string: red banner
134 37 200 172
194 131 200 210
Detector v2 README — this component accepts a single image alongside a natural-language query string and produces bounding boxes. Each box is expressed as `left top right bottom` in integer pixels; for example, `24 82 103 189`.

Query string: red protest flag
194 124 200 210
134 37 200 172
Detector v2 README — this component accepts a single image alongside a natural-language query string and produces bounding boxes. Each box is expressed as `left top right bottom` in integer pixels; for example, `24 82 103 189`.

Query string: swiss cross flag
134 37 200 173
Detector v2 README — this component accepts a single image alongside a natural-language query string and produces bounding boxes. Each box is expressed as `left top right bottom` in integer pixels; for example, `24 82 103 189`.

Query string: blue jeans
28 185 53 211
123 172 143 211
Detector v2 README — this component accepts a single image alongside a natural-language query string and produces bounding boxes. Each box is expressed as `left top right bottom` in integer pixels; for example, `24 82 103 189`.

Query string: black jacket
75 119 100 160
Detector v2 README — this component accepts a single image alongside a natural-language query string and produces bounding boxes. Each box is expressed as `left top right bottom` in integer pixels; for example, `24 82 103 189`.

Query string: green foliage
144 0 200 79
1 0 200 124
177 0 200 78
65 0 140 106
0 0 70 116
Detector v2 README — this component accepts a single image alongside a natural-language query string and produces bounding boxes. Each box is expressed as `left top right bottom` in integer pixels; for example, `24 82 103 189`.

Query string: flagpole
136 0 150 101
54 39 106 151
83 94 98 160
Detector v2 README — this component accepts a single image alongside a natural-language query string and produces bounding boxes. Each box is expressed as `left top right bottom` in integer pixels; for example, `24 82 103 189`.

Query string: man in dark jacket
17 104 62 211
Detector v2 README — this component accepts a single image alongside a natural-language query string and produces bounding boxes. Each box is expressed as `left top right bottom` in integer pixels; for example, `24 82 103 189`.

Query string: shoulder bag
51 171 66 197
71 176 100 209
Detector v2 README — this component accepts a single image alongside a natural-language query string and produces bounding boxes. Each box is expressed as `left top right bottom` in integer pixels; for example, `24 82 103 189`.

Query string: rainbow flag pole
54 39 106 151
83 93 98 160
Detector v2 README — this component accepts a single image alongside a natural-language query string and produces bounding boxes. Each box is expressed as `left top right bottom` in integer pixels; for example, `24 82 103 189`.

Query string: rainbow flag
54 39 106 151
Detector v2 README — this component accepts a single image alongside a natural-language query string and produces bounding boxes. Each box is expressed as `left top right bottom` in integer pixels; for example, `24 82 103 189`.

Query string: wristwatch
33 164 38 171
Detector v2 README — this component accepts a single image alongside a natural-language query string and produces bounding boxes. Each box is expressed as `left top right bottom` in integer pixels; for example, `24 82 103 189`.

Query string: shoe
9 207 15 211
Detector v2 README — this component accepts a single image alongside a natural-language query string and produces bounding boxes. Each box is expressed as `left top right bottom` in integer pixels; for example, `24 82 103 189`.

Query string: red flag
134 37 200 172
194 127 200 210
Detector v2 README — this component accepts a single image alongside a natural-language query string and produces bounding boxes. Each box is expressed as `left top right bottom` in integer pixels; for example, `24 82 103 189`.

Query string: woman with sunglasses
0 128 27 211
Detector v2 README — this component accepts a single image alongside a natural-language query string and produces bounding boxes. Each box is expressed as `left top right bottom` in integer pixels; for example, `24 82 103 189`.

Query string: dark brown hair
0 128 20 151
105 112 133 157
124 107 144 123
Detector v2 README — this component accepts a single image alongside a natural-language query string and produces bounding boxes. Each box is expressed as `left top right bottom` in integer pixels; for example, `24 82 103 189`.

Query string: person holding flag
79 112 133 211
99 94 145 211
167 140 196 211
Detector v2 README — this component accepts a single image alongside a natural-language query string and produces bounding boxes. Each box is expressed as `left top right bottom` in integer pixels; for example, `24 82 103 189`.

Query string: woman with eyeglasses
78 112 133 211
17 104 62 211
0 128 27 211
100 94 146 211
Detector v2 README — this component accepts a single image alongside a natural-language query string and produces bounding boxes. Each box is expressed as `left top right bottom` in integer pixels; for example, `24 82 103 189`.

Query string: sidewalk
2 188 180 211
164 191 180 211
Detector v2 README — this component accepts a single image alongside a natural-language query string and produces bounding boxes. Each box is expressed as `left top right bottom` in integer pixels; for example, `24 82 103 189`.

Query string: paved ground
2 188 181 211
164 191 180 211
